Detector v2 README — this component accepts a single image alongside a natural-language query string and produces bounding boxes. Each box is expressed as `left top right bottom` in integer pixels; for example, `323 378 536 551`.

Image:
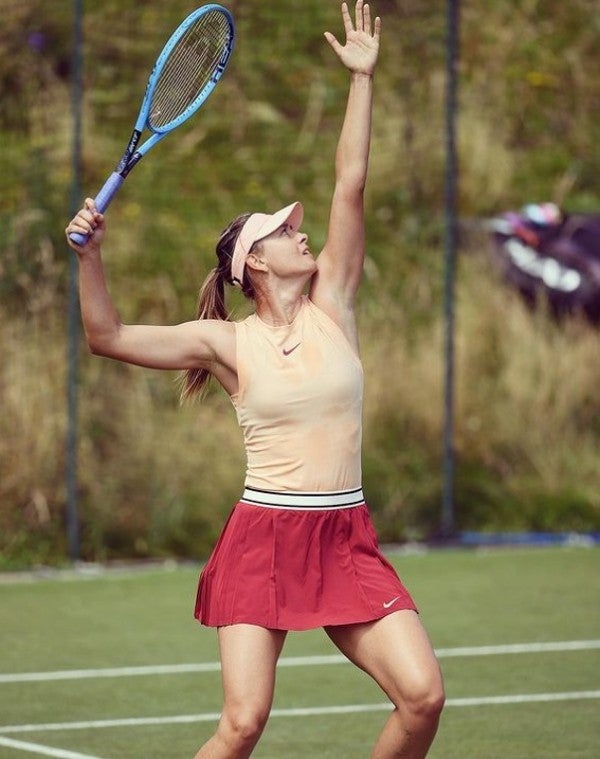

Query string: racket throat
120 151 142 178
116 129 143 175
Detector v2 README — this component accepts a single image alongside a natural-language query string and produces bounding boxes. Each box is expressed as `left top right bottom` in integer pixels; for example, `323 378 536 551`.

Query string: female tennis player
66 3 444 757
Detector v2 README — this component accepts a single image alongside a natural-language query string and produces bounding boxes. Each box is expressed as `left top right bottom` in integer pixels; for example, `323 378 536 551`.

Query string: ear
245 252 268 274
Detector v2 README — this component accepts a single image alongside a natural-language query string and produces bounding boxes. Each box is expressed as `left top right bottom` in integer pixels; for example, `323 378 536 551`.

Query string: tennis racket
69 4 235 245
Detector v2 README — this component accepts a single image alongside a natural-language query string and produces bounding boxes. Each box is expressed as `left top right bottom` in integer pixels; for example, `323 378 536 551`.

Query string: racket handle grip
68 172 124 246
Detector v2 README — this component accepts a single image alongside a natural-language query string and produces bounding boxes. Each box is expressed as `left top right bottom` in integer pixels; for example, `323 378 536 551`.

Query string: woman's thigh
217 624 288 712
324 611 443 704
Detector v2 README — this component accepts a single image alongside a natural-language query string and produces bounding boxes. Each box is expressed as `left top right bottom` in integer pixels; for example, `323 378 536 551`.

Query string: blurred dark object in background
489 203 600 325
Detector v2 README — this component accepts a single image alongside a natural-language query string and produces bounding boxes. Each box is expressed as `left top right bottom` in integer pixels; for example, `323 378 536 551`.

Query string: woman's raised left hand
324 1 381 76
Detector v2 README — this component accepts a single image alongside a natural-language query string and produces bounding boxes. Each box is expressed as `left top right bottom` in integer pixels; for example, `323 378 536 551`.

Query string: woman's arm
66 199 236 378
310 1 381 330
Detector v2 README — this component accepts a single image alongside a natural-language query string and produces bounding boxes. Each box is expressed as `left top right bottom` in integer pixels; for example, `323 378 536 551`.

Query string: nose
297 231 308 244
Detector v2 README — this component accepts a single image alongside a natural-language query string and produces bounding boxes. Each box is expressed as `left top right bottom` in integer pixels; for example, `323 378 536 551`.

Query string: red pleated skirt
194 488 416 631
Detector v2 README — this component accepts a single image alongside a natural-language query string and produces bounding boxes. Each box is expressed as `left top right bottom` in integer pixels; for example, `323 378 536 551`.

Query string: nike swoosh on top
382 596 402 609
282 342 301 356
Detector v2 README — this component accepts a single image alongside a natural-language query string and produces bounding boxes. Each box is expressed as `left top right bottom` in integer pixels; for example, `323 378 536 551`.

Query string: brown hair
179 212 257 400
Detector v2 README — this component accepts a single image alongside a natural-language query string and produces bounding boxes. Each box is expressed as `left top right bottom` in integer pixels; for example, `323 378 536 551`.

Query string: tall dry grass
360 250 600 539
1 296 245 565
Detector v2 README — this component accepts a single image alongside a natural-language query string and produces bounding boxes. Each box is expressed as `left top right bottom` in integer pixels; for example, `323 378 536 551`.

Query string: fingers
355 0 364 33
341 1 353 34
323 30 343 55
373 14 382 44
339 1 380 40
65 198 104 247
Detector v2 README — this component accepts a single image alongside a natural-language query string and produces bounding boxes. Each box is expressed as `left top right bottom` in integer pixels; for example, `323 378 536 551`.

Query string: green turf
0 547 598 758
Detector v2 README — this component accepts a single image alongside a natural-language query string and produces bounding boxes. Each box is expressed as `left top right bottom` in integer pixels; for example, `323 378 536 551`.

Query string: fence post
442 0 460 538
66 0 84 561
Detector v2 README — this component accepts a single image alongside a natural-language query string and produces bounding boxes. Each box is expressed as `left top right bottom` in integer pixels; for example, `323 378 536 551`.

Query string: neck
254 278 308 326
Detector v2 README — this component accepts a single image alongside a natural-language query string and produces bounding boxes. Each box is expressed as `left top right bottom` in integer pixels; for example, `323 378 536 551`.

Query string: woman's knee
399 673 445 722
219 704 271 749
417 679 446 720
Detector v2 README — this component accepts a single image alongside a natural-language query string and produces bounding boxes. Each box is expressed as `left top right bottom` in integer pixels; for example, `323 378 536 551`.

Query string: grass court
1 546 598 758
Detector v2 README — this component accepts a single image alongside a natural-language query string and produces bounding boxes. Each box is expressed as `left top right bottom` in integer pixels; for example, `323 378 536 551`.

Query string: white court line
1 640 598 684
0 691 599 735
434 639 600 658
0 736 105 759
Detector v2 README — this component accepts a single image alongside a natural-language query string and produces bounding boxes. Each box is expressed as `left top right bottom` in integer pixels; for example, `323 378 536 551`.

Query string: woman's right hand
65 198 105 252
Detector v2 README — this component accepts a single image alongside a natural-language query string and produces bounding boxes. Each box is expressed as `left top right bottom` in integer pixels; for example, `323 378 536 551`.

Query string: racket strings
150 11 230 130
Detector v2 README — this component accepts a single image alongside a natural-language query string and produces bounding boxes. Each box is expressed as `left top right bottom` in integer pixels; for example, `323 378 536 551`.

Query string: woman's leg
194 624 287 759
325 611 444 759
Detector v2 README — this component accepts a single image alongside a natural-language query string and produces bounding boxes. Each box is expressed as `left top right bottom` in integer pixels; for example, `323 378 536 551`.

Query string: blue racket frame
70 4 234 245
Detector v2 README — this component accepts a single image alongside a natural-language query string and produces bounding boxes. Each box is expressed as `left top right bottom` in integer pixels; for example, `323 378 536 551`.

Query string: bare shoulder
307 283 360 356
151 317 236 370
194 318 237 366
201 318 236 339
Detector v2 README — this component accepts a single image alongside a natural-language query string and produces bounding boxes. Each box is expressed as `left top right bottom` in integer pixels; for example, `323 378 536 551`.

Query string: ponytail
179 211 255 402
179 267 227 401
197 266 227 322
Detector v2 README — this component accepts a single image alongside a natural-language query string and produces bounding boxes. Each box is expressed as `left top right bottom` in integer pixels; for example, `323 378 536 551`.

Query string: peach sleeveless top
232 296 363 492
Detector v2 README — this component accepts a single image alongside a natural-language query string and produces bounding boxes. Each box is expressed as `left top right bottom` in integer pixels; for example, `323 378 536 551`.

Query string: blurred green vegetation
1 0 599 567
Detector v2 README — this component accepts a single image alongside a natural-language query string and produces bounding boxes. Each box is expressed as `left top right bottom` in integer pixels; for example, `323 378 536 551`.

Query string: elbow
88 342 104 357
335 171 367 198
82 310 125 357
85 328 120 358
87 337 108 357
334 176 366 206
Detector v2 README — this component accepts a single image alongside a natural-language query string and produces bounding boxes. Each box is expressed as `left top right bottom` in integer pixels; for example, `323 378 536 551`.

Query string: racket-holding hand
324 1 381 76
66 198 105 252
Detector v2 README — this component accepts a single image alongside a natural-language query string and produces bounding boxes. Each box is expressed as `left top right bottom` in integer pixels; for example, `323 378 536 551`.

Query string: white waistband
239 486 365 510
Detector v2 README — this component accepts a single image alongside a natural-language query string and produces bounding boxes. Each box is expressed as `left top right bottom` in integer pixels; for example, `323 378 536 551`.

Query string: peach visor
231 202 304 287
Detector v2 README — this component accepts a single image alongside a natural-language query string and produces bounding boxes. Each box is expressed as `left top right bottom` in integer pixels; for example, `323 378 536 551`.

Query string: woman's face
256 223 317 282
